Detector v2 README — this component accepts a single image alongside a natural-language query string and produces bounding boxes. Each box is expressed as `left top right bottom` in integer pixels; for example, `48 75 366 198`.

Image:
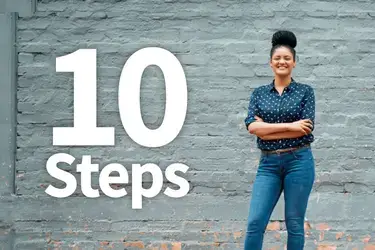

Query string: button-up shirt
244 79 315 151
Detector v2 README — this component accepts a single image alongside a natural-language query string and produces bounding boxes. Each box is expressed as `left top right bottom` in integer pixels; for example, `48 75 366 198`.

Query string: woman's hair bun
271 30 297 48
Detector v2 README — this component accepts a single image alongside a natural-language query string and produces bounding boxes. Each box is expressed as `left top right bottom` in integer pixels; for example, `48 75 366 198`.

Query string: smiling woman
243 30 316 250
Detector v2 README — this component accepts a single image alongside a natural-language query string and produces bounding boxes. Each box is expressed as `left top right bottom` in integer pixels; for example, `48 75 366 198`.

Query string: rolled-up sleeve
301 86 315 131
244 89 258 130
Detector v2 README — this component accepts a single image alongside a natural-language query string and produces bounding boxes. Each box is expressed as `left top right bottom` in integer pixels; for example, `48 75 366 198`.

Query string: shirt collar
268 77 297 92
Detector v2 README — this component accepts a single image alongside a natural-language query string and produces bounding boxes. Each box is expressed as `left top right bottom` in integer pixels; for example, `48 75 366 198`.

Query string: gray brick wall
5 0 375 249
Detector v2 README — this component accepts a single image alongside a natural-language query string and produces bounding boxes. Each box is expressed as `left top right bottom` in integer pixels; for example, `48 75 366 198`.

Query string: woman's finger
302 125 312 134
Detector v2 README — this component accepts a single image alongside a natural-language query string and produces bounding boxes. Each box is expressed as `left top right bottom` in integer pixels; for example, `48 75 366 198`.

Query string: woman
243 30 316 250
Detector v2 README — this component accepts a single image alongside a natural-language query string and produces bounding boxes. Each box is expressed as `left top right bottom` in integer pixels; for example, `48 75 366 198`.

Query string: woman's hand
288 119 313 135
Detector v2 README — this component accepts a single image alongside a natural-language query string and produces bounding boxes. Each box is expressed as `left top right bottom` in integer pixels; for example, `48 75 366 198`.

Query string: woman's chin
275 70 291 77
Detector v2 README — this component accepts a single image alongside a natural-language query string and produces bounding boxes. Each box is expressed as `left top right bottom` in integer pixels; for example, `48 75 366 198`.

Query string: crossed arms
247 116 313 140
245 86 315 141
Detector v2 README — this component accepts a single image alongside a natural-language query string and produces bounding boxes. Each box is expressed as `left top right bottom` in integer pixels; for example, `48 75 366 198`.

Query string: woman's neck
274 75 292 87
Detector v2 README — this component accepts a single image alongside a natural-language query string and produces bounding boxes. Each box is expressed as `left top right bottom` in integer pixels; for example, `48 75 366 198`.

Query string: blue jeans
244 146 315 250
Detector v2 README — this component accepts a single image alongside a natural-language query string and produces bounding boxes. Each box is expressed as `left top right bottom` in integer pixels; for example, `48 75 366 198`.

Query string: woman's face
270 46 296 77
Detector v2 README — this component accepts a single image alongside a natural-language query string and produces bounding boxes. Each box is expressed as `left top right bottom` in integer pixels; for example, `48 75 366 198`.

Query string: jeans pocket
292 148 314 161
259 154 268 164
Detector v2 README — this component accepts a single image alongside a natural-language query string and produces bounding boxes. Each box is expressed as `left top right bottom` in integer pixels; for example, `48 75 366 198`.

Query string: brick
316 245 337 250
266 221 281 231
0 228 13 250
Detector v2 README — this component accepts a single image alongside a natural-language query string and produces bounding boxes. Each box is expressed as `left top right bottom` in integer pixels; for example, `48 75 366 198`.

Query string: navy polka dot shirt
244 78 315 151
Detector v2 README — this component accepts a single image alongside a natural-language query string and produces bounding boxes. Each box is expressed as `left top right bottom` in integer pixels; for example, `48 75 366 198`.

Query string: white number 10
53 48 188 148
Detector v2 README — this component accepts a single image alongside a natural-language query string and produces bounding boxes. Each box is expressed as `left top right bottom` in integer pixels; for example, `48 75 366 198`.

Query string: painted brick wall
7 0 375 249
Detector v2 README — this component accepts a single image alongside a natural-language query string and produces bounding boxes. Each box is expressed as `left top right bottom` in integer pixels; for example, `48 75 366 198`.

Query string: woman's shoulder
252 83 273 93
294 81 314 92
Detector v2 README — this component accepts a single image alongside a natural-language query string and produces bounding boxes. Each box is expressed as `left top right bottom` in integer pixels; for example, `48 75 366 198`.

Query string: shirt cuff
244 117 256 129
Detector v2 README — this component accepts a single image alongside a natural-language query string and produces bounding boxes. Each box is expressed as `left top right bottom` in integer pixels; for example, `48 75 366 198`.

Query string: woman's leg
244 154 283 250
284 148 315 250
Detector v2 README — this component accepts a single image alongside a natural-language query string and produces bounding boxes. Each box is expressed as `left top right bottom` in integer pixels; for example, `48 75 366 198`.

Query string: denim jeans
244 146 315 250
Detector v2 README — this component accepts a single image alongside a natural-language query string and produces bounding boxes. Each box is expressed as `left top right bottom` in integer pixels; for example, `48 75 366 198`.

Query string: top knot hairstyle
270 30 297 61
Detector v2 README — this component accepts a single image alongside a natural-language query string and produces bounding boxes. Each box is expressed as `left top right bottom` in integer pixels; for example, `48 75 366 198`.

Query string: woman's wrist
284 123 292 131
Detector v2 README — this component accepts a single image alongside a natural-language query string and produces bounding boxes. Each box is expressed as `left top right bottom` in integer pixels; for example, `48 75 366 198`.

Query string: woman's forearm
260 131 307 140
248 122 290 137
